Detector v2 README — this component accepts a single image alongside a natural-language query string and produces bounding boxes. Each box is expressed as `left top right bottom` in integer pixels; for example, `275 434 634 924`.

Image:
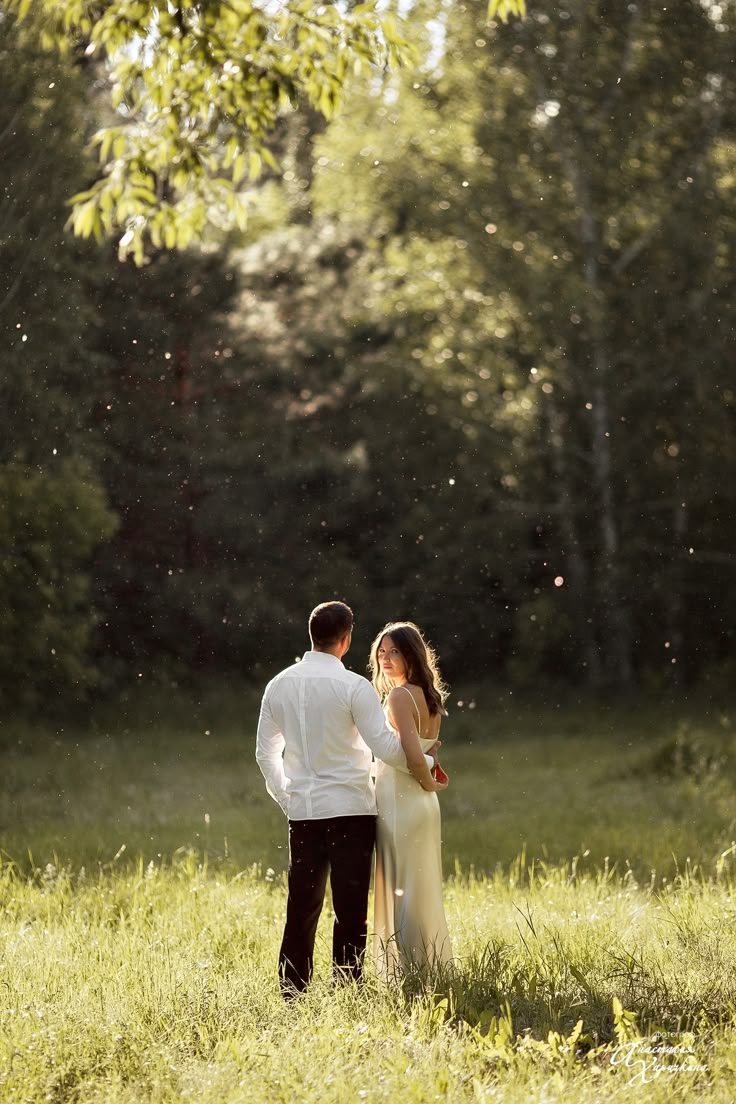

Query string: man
256 600 433 995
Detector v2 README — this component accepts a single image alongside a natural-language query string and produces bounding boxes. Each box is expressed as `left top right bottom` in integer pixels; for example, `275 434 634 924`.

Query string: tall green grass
2 855 736 1102
1 687 735 1101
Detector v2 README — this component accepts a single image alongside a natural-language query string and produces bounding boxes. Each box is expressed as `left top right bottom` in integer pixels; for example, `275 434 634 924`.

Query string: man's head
309 601 354 655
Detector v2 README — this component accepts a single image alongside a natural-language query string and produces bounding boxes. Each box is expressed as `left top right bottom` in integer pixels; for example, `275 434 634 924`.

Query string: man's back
256 650 407 820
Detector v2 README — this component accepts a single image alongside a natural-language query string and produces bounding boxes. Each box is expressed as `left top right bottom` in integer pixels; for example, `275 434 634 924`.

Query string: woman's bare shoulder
404 683 428 705
387 685 412 703
386 686 418 713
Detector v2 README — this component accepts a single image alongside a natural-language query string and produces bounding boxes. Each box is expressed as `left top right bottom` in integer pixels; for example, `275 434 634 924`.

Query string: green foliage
220 220 520 673
308 0 736 689
2 0 735 696
0 12 107 468
10 0 414 261
2 13 277 690
84 245 259 674
0 24 121 709
0 461 117 711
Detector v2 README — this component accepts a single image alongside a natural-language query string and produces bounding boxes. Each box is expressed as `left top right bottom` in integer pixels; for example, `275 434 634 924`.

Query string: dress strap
399 685 422 733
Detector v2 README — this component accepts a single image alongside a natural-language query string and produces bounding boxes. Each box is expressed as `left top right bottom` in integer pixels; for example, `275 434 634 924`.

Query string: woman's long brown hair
369 621 448 716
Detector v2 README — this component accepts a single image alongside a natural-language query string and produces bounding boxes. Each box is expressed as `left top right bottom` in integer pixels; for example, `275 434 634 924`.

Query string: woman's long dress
373 695 452 978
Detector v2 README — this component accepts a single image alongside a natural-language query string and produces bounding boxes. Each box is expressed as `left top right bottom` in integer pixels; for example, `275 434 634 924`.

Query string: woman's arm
351 678 408 770
386 689 447 792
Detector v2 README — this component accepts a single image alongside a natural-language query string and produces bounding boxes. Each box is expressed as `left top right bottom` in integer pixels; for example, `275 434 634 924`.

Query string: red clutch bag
433 761 449 785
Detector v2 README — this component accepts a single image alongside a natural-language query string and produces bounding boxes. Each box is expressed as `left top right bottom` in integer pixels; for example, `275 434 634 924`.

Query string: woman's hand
432 761 449 786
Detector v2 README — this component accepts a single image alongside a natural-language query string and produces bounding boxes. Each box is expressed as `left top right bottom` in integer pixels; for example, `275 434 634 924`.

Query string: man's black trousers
278 814 376 993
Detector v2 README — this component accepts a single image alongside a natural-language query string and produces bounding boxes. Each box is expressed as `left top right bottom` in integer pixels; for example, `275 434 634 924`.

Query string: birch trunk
544 393 602 687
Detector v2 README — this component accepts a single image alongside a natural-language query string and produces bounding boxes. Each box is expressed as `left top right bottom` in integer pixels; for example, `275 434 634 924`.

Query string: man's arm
351 678 432 771
255 689 289 813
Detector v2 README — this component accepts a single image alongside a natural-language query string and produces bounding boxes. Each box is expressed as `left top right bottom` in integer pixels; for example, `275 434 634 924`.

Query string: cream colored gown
373 688 452 978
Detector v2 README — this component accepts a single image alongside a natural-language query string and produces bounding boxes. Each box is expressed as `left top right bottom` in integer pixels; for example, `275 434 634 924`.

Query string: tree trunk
590 365 634 689
544 392 602 687
575 157 634 690
525 23 635 691
666 499 688 687
173 339 211 668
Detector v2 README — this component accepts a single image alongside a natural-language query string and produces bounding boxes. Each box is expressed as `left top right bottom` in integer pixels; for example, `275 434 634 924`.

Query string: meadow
2 684 736 1102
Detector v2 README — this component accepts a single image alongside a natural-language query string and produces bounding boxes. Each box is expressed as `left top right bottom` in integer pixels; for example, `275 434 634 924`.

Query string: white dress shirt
256 650 416 820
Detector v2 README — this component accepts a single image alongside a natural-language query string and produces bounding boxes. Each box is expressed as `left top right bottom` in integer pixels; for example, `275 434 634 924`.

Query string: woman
369 621 452 979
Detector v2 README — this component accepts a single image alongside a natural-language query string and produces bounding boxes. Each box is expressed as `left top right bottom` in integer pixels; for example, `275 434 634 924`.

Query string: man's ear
341 631 352 655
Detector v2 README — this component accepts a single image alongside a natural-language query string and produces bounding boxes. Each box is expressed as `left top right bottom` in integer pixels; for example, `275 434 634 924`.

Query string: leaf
95 129 115 164
233 152 245 184
261 147 280 172
612 997 639 1044
488 0 527 21
248 150 263 180
72 200 98 239
319 84 337 118
68 187 97 206
91 208 104 244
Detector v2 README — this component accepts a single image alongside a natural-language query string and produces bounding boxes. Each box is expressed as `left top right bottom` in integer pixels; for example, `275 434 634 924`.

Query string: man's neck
313 646 342 659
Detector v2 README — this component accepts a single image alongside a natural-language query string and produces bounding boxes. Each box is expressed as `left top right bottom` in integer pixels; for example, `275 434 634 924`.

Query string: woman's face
377 635 407 681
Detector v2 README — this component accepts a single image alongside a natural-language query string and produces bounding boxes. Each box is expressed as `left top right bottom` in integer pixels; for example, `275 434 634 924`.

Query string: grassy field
2 683 735 879
2 685 736 1102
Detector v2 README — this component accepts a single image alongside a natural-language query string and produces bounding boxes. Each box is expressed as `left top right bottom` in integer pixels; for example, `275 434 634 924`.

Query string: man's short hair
309 601 354 648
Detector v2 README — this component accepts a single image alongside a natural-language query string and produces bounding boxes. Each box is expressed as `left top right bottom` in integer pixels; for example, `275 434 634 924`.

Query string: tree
307 0 736 689
0 12 104 468
464 0 736 689
0 462 117 711
7 0 528 261
0 14 118 708
86 245 255 676
214 212 524 678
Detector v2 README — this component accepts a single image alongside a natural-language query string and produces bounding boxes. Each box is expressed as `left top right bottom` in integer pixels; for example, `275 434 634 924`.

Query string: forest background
1 0 734 715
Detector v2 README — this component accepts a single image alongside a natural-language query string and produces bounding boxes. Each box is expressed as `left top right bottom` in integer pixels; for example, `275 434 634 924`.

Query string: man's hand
426 740 442 768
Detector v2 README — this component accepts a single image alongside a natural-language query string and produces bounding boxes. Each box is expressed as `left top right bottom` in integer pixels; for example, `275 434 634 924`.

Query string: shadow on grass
398 936 735 1044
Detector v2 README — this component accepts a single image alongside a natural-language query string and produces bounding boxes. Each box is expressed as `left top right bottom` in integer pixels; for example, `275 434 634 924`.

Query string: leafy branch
10 0 417 261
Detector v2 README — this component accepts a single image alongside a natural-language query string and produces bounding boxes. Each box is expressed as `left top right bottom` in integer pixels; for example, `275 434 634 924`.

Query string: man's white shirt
256 650 416 820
